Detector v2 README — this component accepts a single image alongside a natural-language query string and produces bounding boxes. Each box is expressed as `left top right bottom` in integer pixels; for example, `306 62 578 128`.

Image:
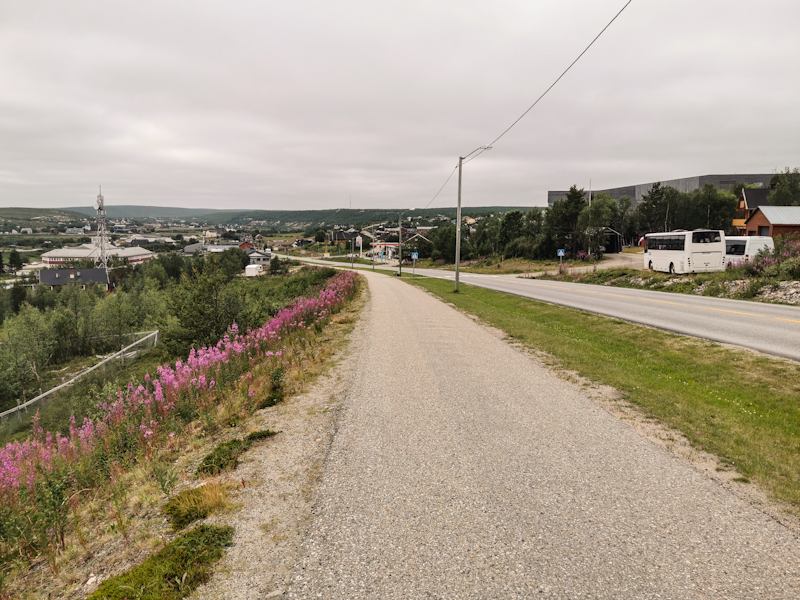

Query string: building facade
548 173 774 207
41 244 153 267
744 206 800 237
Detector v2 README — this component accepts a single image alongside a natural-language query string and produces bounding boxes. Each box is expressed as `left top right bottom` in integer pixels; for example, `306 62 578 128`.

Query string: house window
758 226 770 236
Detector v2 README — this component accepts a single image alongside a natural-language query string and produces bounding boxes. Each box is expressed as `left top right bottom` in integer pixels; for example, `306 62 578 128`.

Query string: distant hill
189 206 537 228
0 207 88 226
64 205 222 219
58 205 539 229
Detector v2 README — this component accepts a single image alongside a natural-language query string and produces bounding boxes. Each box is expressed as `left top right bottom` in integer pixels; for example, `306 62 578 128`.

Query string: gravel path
285 271 800 599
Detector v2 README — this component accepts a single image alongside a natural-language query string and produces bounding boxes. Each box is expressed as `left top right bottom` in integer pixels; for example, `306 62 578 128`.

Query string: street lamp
454 147 491 292
397 208 416 277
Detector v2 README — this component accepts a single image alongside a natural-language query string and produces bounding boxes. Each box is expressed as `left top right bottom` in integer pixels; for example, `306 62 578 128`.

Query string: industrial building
547 173 773 207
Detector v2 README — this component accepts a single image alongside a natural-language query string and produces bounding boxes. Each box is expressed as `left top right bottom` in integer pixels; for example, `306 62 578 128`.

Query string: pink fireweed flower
0 269 358 496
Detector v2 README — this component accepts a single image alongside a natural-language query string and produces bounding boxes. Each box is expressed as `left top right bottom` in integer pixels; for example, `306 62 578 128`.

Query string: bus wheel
648 261 653 271
669 263 675 274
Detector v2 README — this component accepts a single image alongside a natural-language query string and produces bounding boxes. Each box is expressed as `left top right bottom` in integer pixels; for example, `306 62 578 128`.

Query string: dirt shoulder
190 289 369 600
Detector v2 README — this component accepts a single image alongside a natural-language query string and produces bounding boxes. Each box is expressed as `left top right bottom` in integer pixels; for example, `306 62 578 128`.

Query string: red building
744 206 800 237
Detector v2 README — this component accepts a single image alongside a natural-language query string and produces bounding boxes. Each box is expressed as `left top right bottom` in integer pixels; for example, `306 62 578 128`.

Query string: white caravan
643 230 725 274
724 236 774 266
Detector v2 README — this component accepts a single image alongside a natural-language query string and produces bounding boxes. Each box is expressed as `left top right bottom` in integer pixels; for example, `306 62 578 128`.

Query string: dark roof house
39 268 109 290
734 188 772 234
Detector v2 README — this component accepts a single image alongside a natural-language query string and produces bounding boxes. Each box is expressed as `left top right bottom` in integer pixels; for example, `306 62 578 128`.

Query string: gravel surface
286 271 800 599
192 299 367 600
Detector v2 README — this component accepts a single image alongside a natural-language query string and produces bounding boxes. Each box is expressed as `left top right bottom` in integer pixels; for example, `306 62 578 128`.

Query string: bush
778 256 800 280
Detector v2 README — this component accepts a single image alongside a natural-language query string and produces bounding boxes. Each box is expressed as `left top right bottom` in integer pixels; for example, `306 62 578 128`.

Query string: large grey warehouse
547 173 774 207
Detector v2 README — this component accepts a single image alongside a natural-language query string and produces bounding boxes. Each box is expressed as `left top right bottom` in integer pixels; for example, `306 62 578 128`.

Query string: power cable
463 0 634 166
421 164 459 210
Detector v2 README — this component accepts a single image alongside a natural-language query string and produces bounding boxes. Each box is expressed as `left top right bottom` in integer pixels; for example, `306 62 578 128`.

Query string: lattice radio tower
94 186 111 273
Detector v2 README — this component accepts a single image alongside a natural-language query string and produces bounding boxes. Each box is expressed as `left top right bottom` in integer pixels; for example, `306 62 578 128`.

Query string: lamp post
397 208 416 277
454 156 463 292
454 147 490 293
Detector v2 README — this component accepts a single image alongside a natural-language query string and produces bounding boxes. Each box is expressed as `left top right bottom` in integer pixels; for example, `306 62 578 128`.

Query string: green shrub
245 430 275 443
778 256 800 280
195 439 248 477
87 524 234 600
195 430 277 477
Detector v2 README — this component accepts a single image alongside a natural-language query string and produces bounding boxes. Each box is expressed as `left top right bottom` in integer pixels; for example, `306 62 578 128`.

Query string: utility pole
454 156 463 292
398 212 403 277
453 147 488 293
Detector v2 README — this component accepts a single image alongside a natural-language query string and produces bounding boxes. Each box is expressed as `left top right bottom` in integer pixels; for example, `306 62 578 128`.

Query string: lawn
410 255 622 275
409 277 800 510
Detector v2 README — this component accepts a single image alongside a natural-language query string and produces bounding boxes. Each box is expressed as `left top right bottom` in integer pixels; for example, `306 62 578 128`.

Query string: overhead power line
418 0 634 211
463 0 634 166
422 164 459 210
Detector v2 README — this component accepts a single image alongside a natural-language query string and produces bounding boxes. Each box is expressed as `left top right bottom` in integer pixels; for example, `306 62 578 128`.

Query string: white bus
724 236 774 266
643 230 724 274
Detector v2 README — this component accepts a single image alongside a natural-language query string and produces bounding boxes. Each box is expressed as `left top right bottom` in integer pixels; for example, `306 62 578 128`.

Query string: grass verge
408 277 800 509
87 524 234 600
412 256 589 274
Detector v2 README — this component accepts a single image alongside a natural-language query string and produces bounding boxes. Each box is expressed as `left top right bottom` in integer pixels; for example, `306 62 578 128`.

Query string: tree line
405 182 741 263
0 248 315 412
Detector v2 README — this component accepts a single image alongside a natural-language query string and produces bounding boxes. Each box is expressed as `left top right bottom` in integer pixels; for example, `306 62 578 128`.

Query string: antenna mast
94 186 111 273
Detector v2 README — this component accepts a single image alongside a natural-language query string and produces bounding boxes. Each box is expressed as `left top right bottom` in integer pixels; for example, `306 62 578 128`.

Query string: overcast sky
1 0 799 211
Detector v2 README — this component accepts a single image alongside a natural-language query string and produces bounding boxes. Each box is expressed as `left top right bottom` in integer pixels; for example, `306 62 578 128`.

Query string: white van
724 236 774 266
643 230 725 274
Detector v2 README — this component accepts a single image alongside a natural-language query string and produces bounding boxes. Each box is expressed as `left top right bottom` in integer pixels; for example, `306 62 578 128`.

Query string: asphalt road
287 271 800 599
297 257 800 362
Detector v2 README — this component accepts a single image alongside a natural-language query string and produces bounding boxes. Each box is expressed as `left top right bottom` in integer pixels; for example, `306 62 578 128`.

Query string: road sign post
411 252 418 275
557 248 565 272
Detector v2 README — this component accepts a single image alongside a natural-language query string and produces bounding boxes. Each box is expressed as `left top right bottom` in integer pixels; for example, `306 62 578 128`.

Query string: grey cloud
1 0 798 210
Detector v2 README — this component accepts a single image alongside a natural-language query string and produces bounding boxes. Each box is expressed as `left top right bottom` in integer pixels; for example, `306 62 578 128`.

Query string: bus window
668 236 685 251
692 231 721 244
726 242 745 256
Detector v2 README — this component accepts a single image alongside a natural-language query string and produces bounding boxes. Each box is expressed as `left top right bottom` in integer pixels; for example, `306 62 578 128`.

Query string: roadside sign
411 252 418 260
557 249 565 257
356 236 362 248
